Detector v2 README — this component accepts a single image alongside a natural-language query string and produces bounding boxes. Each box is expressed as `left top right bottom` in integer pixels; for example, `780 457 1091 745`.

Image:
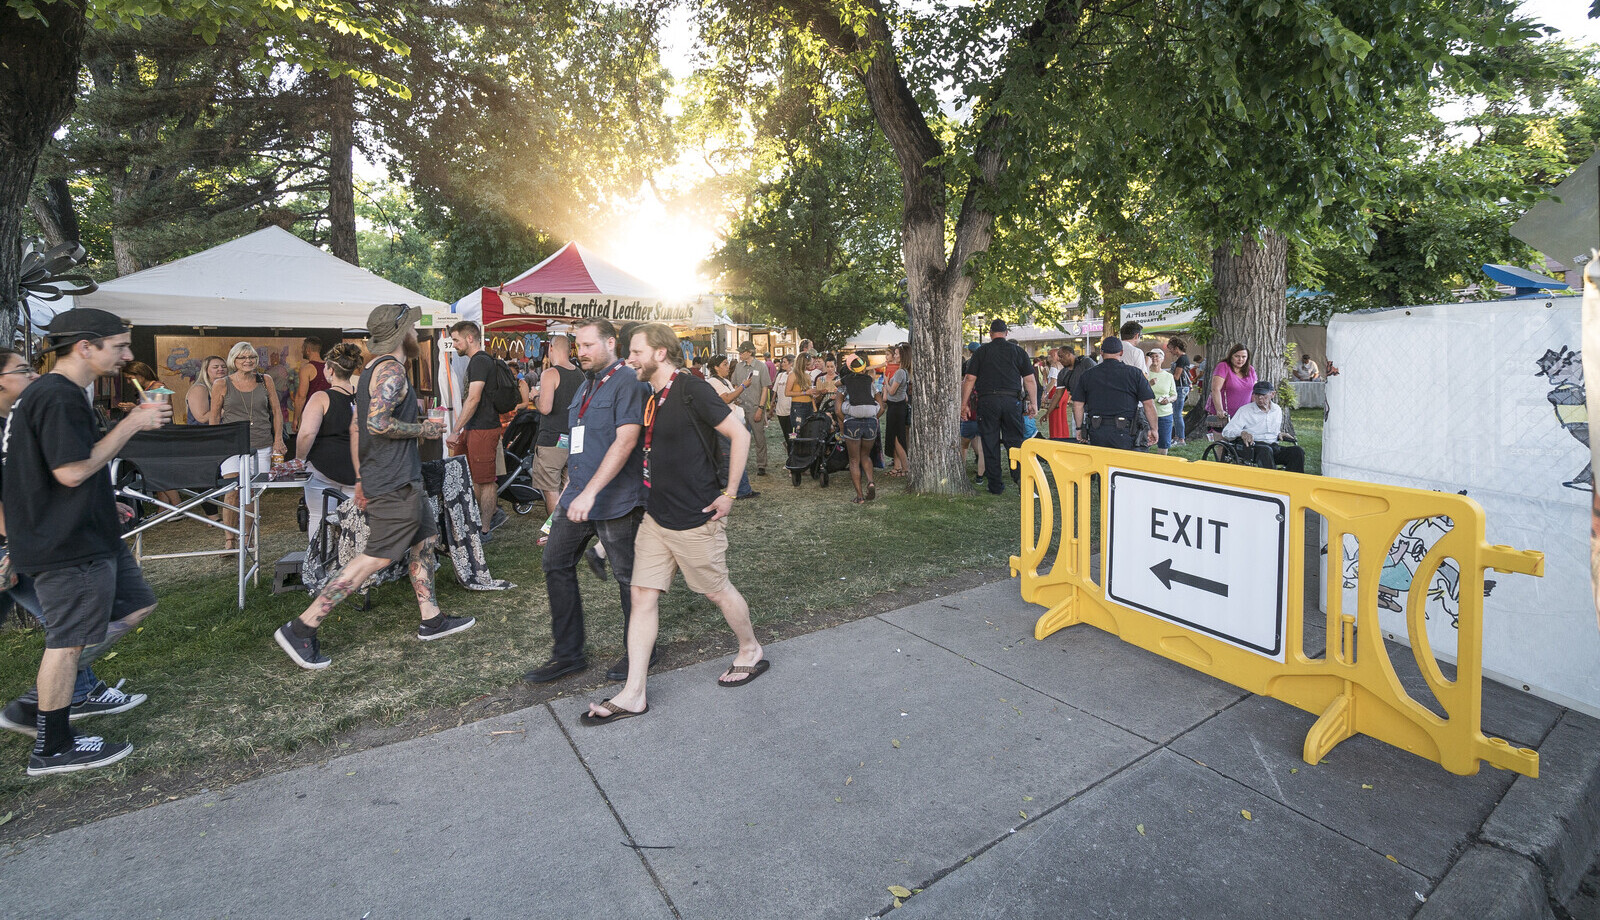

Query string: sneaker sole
418 619 476 642
71 695 147 720
27 743 134 776
274 630 332 670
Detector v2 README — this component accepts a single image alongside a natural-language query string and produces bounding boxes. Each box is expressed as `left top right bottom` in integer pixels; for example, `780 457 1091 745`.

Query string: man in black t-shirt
960 319 1039 495
4 309 172 776
447 321 505 539
579 323 769 725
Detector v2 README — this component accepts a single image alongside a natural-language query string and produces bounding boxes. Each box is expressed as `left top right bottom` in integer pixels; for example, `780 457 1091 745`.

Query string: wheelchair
1202 436 1301 471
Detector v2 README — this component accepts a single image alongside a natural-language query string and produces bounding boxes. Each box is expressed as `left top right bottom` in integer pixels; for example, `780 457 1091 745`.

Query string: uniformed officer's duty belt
1088 415 1132 429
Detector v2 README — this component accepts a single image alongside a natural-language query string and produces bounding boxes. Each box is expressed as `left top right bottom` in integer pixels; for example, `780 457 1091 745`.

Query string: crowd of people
0 304 1311 777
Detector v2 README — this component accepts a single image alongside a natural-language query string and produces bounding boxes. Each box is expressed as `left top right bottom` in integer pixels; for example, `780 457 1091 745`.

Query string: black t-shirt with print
645 372 731 531
4 373 121 572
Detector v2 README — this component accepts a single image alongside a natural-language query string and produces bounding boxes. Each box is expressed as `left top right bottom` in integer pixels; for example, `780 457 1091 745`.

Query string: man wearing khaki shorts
581 323 768 725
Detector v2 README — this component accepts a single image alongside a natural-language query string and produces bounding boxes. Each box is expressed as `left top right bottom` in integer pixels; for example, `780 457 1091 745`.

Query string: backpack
486 356 520 414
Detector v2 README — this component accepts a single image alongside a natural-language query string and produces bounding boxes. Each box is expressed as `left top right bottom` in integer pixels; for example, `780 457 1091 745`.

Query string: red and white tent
451 242 715 330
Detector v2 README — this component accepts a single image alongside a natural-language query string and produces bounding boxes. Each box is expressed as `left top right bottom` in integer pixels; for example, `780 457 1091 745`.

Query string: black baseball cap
1100 336 1123 354
45 308 129 352
1252 381 1275 396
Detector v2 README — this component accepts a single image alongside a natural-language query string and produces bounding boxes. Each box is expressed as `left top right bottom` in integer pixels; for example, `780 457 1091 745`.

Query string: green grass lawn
0 425 1022 831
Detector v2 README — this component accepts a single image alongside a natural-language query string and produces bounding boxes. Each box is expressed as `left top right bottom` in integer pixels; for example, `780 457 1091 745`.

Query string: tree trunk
326 42 358 265
1211 229 1289 386
28 179 78 248
0 2 88 346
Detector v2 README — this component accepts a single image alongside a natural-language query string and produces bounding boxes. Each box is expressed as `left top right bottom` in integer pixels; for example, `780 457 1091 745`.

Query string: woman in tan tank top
209 342 286 549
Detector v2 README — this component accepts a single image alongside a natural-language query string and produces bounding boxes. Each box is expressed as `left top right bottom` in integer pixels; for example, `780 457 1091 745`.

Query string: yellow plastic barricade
1010 441 1544 777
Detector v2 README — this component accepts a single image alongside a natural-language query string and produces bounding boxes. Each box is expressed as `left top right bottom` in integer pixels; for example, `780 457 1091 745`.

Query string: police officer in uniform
960 319 1038 494
1072 336 1157 450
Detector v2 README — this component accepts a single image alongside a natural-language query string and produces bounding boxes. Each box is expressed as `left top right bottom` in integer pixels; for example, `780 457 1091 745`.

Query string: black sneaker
584 546 608 580
27 736 133 776
605 647 662 681
71 680 147 719
489 508 508 531
478 528 494 544
0 699 35 736
523 657 587 683
737 491 760 499
756 467 767 476
275 621 331 670
0 680 148 735
417 614 475 641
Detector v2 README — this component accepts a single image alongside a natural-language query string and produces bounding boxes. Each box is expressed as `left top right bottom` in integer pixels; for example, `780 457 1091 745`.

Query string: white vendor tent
1324 294 1597 716
74 226 447 327
845 322 909 349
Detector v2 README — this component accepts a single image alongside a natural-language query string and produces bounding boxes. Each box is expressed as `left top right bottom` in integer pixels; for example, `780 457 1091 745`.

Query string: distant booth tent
58 225 449 415
442 241 719 424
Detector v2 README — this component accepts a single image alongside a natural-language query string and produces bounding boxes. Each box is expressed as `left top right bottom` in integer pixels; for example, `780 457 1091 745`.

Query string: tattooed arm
367 360 444 440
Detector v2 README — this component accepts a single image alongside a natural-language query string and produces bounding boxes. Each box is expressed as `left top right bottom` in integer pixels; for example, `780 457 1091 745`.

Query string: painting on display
155 335 305 423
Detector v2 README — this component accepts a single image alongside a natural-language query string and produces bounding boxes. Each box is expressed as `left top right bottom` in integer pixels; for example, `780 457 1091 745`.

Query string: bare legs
475 482 497 533
596 582 762 716
406 536 442 620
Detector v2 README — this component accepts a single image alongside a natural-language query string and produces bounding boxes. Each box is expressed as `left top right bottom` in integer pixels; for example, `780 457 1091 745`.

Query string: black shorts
362 481 437 562
33 543 157 649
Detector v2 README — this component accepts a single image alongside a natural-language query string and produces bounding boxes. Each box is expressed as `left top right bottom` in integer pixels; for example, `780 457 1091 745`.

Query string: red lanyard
576 361 623 422
642 371 680 486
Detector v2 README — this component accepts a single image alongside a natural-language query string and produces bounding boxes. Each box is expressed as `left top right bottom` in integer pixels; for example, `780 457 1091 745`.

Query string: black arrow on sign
1150 558 1229 597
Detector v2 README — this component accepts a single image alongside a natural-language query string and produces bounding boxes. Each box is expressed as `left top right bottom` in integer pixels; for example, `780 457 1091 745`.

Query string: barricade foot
1304 684 1356 766
1035 593 1083 640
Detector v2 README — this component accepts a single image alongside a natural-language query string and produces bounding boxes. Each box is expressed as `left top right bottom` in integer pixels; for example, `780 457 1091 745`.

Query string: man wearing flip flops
582 323 769 725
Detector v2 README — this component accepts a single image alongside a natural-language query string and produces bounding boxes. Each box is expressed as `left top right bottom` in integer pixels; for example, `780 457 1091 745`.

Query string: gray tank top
356 355 422 496
220 375 274 449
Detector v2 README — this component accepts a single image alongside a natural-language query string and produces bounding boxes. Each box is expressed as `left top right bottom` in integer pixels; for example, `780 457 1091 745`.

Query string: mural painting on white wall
1536 344 1589 491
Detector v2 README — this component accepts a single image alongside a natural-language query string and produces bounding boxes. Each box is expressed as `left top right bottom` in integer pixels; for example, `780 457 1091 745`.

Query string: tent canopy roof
74 226 446 329
845 321 909 349
502 242 659 297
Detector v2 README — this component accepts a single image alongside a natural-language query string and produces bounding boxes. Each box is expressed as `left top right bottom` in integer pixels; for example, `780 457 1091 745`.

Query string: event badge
568 426 585 455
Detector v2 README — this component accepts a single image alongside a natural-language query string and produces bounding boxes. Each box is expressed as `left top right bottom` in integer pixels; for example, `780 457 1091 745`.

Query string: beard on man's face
633 357 658 381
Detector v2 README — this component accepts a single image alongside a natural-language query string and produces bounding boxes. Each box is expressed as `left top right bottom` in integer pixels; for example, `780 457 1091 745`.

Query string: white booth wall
1324 296 1596 715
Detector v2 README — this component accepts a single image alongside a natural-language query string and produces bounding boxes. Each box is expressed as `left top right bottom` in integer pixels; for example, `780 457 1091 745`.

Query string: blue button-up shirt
559 361 649 520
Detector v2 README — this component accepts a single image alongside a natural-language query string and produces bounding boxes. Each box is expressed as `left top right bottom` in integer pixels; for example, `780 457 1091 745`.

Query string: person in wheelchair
1219 381 1304 473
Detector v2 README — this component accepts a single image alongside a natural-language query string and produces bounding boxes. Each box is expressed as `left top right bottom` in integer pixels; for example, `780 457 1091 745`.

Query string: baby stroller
785 407 847 487
497 409 542 515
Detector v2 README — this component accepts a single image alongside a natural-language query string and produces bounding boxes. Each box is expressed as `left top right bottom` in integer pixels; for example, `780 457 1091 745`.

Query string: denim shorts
959 420 979 439
841 417 879 441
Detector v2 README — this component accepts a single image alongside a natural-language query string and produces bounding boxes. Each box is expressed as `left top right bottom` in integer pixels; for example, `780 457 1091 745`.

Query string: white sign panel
1106 470 1291 661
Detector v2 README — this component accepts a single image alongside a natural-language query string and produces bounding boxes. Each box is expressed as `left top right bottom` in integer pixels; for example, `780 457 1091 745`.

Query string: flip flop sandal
579 698 648 726
717 659 771 688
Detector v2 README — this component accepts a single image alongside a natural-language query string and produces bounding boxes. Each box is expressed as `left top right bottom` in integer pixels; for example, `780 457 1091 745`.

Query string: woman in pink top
1208 343 1257 420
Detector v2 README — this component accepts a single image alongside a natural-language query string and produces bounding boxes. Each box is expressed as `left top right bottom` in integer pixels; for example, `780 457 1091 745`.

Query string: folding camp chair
111 421 259 609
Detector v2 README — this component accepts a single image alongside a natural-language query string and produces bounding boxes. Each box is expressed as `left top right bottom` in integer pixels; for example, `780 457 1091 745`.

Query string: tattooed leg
298 553 391 628
408 536 441 620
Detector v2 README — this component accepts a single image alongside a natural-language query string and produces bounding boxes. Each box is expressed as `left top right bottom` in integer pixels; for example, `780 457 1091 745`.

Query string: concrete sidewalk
2 579 1596 919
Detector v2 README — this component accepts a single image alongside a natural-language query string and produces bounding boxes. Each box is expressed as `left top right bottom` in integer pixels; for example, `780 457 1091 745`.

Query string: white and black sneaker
417 614 475 641
0 680 149 735
72 680 147 719
27 736 133 776
275 621 331 670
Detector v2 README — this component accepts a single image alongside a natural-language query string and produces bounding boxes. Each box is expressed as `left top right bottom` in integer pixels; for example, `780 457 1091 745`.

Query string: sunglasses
0 367 39 377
